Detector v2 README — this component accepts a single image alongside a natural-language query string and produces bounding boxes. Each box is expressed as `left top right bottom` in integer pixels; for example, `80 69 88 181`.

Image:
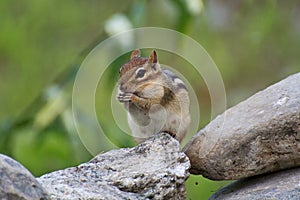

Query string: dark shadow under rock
209 167 300 200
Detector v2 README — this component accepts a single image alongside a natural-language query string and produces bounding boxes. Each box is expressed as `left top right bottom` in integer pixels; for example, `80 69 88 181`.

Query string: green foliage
0 0 299 198
9 127 81 176
186 175 231 200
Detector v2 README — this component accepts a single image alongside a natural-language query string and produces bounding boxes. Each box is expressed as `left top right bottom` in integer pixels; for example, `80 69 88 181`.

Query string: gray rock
0 154 48 200
38 133 190 200
184 73 300 180
209 167 300 200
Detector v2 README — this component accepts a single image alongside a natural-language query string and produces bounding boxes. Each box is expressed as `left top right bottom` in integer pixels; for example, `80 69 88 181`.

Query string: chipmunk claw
117 92 132 103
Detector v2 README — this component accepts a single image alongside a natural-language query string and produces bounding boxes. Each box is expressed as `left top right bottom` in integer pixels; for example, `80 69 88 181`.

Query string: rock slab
184 73 300 180
209 167 300 200
0 154 48 200
38 133 190 199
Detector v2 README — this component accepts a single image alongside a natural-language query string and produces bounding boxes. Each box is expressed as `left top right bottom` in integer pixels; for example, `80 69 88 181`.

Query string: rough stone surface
209 167 300 200
184 73 300 180
38 133 190 200
0 154 48 200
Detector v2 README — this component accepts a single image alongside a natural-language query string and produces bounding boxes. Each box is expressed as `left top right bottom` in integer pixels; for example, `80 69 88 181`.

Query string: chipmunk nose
119 84 127 92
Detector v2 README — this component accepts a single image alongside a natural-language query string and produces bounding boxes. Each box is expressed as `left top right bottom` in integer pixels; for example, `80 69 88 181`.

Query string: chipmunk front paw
117 92 133 103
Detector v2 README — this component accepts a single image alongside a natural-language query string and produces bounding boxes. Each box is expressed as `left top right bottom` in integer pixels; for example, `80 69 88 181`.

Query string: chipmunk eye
136 69 146 78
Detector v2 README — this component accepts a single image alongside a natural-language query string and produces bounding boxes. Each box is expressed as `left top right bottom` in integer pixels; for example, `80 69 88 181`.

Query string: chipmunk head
118 49 162 93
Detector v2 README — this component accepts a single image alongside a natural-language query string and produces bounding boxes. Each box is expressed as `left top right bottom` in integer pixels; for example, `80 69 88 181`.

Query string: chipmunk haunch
117 49 191 143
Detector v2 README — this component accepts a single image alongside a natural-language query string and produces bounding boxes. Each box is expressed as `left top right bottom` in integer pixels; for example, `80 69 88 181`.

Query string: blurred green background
0 0 299 199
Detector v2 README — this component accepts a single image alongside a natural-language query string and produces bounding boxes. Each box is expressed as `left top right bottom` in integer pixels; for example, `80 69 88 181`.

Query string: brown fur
117 49 191 143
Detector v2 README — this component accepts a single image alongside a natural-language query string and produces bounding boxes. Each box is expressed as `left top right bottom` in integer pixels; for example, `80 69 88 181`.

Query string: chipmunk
117 49 190 143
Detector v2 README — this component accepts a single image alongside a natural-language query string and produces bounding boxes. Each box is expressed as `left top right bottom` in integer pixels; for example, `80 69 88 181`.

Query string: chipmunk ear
148 50 158 63
130 49 141 59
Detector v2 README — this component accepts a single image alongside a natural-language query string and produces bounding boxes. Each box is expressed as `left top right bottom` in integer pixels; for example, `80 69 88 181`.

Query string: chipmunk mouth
133 91 142 98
